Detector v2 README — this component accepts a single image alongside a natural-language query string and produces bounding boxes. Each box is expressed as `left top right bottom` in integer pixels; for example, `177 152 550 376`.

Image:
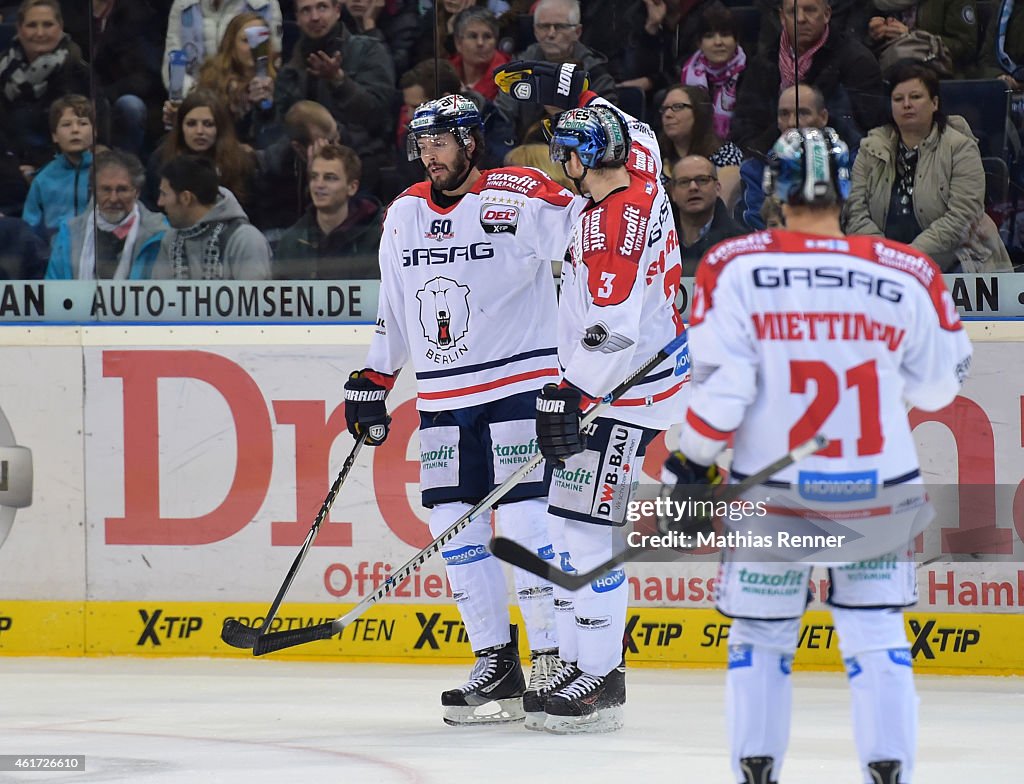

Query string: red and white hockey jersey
366 167 584 411
558 97 687 430
679 229 973 482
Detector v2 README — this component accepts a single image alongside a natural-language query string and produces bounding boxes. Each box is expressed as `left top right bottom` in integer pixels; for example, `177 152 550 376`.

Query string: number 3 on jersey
598 271 616 299
789 359 883 458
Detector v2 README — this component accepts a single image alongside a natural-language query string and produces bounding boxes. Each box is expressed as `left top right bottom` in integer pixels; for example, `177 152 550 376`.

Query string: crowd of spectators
0 0 1022 281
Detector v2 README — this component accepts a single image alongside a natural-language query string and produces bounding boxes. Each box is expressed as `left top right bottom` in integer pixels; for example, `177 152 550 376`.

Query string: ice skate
441 625 525 726
522 649 574 731
739 756 776 784
542 661 625 734
868 760 901 784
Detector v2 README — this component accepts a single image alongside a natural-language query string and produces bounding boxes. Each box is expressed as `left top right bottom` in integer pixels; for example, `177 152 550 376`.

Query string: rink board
0 325 1023 673
0 601 1020 675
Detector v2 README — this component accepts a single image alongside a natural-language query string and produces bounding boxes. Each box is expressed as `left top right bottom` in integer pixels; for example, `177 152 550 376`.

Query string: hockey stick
221 430 371 649
251 331 690 656
490 434 829 590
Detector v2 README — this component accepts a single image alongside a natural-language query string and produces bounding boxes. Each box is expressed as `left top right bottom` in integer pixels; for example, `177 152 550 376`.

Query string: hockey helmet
549 105 630 170
763 126 851 208
406 94 482 161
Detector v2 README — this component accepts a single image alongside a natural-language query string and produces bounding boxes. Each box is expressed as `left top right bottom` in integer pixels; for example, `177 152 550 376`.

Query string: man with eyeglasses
495 0 617 142
669 155 743 276
45 150 166 280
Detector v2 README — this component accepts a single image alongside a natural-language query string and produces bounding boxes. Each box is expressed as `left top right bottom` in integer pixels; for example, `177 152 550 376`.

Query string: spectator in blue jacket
21 94 94 236
45 150 167 279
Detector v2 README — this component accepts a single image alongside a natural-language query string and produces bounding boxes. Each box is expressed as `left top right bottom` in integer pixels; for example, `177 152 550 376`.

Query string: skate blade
542 705 624 735
524 710 546 731
442 697 525 727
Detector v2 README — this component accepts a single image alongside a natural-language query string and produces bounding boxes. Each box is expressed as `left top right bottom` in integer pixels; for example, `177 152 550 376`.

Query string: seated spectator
845 62 1011 272
736 83 833 230
580 0 665 91
340 0 419 77
495 0 617 143
153 154 271 279
252 99 340 238
22 94 93 236
669 155 744 275
979 0 1024 88
61 0 165 157
450 7 509 102
275 142 382 279
866 1 978 78
275 0 396 197
45 150 166 280
163 0 283 96
0 0 90 170
0 215 48 278
657 85 742 208
730 0 884 156
197 12 278 146
677 1 746 140
148 89 259 213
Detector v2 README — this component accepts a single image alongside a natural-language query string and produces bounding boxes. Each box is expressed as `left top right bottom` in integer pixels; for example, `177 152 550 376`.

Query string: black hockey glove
657 451 722 535
535 382 588 467
344 369 393 446
494 60 590 109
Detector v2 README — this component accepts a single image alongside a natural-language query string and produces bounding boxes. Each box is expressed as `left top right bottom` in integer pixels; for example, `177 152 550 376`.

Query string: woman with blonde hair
197 12 277 144
147 89 258 212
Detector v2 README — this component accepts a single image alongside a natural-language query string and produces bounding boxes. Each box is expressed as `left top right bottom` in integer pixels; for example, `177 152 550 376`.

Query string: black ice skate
441 625 525 726
542 661 625 734
739 756 777 784
522 649 574 731
867 760 901 784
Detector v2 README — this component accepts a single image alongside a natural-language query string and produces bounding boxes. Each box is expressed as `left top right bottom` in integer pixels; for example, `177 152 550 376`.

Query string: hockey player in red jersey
344 92 591 726
495 61 688 734
671 127 973 783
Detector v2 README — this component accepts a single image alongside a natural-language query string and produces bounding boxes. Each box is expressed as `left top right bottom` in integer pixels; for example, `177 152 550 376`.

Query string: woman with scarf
845 61 1011 272
0 0 90 171
677 1 745 140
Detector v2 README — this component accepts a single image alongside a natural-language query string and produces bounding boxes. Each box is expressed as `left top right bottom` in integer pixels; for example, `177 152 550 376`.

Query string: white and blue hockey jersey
366 167 584 411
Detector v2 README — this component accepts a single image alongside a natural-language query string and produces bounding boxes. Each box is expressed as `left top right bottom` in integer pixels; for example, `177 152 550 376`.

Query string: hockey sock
833 608 917 783
430 502 510 651
564 520 627 676
726 618 800 783
497 498 557 651
548 512 578 663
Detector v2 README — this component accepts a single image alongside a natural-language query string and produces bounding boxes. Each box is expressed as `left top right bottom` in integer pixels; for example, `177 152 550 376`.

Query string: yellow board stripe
0 601 1020 675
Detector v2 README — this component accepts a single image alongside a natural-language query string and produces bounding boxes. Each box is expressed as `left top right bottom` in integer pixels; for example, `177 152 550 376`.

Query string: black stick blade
252 622 338 656
220 619 262 649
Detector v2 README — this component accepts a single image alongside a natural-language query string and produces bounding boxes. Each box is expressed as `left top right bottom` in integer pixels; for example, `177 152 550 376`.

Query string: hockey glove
493 60 590 110
657 451 722 535
535 382 587 467
344 369 393 446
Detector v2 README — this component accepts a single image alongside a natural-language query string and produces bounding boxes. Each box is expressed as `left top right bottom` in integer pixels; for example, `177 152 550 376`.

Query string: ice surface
0 658 1018 783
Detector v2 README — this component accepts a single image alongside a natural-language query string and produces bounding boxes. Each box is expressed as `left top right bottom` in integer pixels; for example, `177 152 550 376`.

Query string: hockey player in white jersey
495 61 688 734
671 128 972 783
343 92 589 726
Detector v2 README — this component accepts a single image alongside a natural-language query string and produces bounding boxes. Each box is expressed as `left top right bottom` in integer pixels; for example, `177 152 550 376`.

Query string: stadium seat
939 78 1010 158
728 6 762 57
0 22 15 52
282 20 300 63
982 156 1010 207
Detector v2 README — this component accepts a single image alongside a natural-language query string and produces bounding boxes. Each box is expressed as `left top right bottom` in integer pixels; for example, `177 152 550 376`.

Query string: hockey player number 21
789 359 882 457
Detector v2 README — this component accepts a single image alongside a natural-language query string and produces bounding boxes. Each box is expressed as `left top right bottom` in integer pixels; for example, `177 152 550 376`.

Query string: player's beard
427 150 472 192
